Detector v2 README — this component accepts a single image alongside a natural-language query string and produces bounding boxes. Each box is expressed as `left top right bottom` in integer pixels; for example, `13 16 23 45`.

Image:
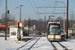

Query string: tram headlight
48 35 54 38
55 35 60 38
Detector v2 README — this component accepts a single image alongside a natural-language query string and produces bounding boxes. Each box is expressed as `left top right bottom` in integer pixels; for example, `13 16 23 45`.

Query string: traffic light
7 10 9 14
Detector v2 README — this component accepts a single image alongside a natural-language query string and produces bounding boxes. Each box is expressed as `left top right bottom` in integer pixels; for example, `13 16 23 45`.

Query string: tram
47 22 61 41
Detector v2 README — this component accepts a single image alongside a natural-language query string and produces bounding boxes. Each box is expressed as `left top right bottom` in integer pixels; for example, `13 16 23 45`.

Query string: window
49 27 60 35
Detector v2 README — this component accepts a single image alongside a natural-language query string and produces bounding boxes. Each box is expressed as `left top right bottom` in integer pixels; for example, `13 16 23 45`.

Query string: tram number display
50 25 59 27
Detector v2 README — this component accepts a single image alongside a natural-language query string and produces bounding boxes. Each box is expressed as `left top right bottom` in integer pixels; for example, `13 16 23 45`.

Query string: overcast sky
0 0 75 21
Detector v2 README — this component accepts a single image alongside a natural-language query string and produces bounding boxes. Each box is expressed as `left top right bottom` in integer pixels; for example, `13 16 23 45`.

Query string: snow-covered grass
0 37 29 50
0 36 75 50
63 37 75 42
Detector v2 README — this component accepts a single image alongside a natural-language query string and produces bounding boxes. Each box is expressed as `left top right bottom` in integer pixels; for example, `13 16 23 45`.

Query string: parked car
36 31 42 35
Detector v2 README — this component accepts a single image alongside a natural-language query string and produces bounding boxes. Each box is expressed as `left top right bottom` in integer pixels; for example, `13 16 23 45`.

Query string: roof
48 22 60 24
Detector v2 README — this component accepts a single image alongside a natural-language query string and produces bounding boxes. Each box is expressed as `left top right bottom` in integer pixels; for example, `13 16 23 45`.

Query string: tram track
51 42 57 50
17 36 41 50
28 37 41 50
17 36 37 50
57 42 68 50
50 42 68 50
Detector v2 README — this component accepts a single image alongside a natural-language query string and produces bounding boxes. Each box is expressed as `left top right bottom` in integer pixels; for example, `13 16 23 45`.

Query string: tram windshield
49 25 60 35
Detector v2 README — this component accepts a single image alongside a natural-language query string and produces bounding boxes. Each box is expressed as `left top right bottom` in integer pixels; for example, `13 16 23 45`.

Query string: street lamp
11 7 18 26
56 1 65 33
12 7 18 21
20 5 23 22
9 8 19 22
20 5 23 41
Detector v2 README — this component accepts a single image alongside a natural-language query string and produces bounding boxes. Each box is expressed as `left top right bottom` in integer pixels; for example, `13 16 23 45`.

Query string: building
0 20 24 33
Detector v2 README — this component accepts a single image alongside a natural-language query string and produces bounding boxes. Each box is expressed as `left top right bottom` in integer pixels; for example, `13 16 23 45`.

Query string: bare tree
53 17 63 28
2 13 15 21
69 11 75 28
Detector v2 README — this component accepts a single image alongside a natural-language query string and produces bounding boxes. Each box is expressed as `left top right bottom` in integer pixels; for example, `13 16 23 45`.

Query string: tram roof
48 22 60 24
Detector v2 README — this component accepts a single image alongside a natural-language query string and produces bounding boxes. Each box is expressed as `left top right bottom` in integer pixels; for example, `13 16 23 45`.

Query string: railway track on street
51 42 69 50
17 37 74 50
17 36 41 50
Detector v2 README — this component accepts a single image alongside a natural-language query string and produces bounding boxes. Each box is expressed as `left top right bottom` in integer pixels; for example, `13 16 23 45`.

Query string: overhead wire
53 0 58 15
51 0 58 20
28 0 40 20
33 0 40 19
28 0 37 13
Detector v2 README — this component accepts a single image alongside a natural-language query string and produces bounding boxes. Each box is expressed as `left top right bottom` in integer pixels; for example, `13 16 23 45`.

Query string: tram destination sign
50 25 59 27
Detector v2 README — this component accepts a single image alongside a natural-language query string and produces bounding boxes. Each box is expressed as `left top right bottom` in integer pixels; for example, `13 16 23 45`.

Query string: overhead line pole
66 0 69 39
5 0 7 40
28 18 30 35
44 16 46 36
20 5 21 22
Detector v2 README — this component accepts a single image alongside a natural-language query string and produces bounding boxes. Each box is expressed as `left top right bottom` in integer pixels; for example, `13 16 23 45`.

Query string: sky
0 0 75 21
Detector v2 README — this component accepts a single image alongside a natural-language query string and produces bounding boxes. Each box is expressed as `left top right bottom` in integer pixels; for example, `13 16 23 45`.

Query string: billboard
10 28 17 40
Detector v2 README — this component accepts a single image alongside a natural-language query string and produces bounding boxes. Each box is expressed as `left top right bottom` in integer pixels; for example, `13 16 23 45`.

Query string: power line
53 0 58 15
36 13 67 14
33 0 40 19
28 0 40 19
33 0 37 7
36 7 67 8
28 0 36 13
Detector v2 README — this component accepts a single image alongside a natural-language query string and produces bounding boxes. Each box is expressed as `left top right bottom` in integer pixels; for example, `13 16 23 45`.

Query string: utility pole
20 6 21 22
5 0 7 40
66 0 69 39
44 16 46 36
20 5 23 41
28 18 30 35
20 5 23 22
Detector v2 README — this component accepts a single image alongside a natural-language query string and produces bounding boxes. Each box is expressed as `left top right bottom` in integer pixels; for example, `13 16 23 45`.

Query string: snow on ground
31 37 54 50
0 37 31 50
0 36 75 50
60 42 75 50
52 42 64 50
60 37 75 50
64 37 75 42
19 37 40 50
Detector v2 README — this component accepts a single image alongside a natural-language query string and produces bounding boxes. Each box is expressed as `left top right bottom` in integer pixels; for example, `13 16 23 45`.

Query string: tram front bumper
48 38 61 41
